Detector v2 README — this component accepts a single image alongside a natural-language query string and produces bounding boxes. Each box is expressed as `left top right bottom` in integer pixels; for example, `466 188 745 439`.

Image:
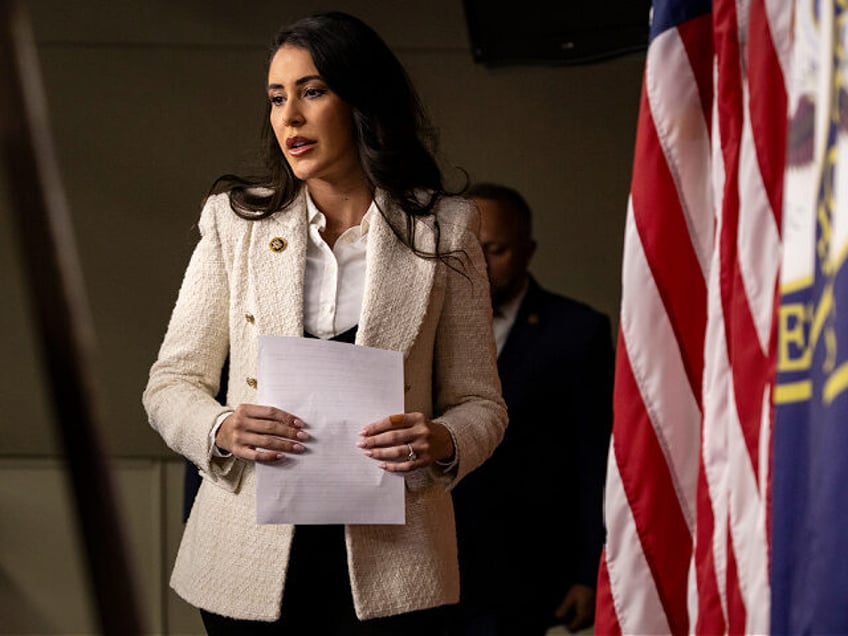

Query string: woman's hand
215 404 308 462
357 412 454 472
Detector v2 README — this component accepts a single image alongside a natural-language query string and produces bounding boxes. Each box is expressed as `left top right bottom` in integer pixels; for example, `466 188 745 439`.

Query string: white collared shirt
492 279 529 356
303 191 374 339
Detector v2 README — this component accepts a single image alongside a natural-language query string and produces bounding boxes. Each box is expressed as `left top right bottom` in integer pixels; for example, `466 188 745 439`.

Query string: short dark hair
466 182 533 236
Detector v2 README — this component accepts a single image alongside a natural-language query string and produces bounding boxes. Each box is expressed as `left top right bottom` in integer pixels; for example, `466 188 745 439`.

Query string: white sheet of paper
255 335 405 524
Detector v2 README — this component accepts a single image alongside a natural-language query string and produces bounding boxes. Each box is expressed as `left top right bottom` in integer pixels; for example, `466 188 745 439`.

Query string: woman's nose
282 101 304 126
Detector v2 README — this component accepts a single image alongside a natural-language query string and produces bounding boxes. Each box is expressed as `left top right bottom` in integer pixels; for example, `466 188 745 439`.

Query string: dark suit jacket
452 276 614 617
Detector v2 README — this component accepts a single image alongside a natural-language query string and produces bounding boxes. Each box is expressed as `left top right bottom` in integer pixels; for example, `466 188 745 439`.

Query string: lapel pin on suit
269 237 287 252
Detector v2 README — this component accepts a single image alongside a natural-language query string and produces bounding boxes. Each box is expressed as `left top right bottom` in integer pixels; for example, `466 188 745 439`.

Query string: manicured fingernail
292 443 305 453
293 418 304 428
364 450 373 457
275 453 286 461
296 430 309 440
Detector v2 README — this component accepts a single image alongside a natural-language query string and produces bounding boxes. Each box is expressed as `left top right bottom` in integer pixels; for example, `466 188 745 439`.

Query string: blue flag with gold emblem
772 1 848 633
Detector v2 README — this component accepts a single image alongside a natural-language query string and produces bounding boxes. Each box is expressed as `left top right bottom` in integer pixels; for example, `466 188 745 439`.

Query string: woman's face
267 46 362 186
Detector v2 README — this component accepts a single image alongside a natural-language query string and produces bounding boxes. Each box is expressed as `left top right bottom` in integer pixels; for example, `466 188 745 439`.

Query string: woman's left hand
357 412 454 472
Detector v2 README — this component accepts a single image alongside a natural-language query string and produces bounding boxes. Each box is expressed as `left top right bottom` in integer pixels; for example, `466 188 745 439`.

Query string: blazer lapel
357 192 437 355
249 191 308 337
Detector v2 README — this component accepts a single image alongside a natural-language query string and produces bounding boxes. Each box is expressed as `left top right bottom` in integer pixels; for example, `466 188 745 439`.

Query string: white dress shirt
303 191 374 338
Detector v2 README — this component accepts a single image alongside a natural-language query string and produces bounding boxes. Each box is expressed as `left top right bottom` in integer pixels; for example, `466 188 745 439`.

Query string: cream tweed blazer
143 189 507 621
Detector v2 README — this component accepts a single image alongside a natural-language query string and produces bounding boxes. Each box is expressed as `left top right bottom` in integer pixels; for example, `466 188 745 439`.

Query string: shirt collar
305 188 376 237
305 189 326 231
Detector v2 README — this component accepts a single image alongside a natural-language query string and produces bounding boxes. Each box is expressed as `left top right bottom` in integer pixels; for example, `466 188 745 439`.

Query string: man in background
449 183 614 635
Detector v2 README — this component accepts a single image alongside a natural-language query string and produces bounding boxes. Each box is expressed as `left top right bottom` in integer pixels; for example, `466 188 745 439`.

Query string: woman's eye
269 94 286 106
304 87 326 99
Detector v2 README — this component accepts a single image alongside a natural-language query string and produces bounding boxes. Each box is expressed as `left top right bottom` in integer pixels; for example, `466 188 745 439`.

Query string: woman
142 11 506 636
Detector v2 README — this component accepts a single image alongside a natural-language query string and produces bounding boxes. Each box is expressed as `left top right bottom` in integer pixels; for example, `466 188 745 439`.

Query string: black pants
445 604 552 636
201 525 449 636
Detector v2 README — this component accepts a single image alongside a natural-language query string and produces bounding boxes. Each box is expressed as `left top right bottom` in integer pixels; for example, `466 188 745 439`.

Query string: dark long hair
211 11 465 259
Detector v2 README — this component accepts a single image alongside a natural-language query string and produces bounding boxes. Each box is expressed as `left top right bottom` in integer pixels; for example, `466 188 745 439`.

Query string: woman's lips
286 136 316 156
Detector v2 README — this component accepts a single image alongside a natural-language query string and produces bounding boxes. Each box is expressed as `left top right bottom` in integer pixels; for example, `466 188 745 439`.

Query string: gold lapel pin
269 237 287 253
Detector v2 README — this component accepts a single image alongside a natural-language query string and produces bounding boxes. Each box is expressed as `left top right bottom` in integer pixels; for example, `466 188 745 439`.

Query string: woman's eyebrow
266 75 323 91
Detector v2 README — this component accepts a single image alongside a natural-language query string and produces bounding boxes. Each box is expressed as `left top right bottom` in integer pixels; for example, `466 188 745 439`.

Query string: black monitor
463 0 652 67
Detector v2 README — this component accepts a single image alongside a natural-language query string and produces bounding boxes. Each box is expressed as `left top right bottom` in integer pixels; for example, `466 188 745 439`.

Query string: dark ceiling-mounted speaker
462 0 652 67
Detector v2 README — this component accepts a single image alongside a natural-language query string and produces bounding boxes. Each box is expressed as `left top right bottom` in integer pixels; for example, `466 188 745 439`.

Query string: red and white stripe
596 1 790 633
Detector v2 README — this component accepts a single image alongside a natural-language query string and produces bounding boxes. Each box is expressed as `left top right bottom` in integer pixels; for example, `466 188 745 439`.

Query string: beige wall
1 0 642 632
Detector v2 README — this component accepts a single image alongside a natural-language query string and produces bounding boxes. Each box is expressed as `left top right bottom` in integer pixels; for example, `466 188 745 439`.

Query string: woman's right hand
215 404 308 462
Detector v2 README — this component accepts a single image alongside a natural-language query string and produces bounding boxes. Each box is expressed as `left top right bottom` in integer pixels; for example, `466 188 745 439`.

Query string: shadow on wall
0 568 54 634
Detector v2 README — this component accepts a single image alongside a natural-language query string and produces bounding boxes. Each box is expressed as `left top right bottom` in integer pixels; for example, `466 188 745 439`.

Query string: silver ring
406 443 418 461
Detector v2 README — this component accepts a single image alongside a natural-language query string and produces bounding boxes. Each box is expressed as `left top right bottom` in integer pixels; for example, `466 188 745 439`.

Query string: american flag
595 1 791 633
